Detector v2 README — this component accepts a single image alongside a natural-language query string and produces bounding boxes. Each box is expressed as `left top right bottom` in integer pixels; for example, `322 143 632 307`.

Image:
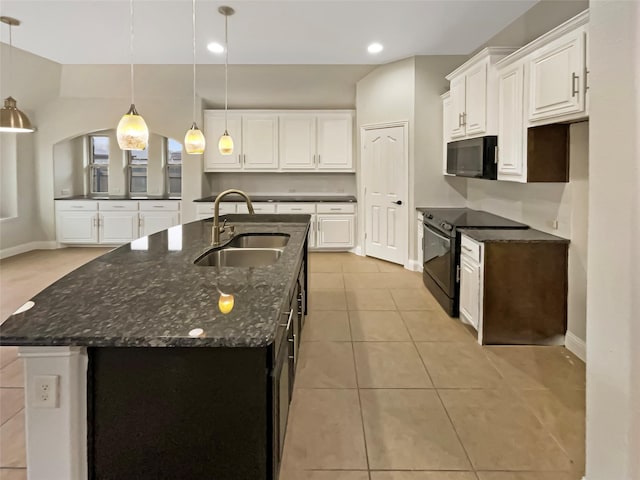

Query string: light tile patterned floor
0 247 112 479
280 252 586 480
0 249 586 480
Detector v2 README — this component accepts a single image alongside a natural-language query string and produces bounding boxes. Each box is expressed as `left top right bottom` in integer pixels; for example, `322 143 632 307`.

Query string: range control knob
442 223 453 231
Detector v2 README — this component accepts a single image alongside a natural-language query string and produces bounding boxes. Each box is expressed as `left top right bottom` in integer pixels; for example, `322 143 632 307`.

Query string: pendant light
0 17 35 133
117 0 149 150
218 6 234 156
184 0 205 154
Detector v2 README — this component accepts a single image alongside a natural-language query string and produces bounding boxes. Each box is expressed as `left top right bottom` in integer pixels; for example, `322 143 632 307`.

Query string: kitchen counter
195 194 356 203
0 214 310 348
54 194 181 200
461 228 569 243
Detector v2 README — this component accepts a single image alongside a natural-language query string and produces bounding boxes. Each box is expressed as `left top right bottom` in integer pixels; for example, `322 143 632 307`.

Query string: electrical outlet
551 219 559 230
33 375 59 408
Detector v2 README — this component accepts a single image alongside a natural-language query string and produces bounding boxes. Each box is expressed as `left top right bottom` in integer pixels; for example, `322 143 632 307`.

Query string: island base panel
88 347 271 480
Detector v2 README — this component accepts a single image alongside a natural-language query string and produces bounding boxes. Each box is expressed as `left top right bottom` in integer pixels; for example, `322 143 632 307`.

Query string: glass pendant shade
218 293 234 314
117 104 148 150
218 131 234 155
0 96 34 133
185 123 206 154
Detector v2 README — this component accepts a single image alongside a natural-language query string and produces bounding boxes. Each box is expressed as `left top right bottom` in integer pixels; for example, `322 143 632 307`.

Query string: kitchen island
0 214 310 480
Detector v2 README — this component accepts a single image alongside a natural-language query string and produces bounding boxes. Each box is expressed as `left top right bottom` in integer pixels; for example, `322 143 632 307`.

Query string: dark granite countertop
55 195 181 201
195 194 356 203
460 228 569 243
0 215 309 348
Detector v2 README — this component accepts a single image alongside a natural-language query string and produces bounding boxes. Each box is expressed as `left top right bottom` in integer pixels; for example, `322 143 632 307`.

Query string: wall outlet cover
33 375 60 409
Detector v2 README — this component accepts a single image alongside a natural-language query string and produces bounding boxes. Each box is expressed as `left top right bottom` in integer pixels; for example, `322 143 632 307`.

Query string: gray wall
587 1 640 478
477 0 589 51
356 56 468 260
0 44 61 252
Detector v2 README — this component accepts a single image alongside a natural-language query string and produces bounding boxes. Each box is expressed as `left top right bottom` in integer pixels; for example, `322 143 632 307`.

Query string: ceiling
0 0 538 65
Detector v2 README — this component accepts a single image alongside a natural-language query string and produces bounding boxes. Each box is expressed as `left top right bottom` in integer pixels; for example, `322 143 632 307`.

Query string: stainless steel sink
195 247 283 267
227 233 290 249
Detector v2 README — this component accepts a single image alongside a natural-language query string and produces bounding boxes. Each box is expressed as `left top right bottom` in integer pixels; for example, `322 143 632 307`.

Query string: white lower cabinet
99 211 139 244
459 235 483 333
139 211 180 237
56 211 99 244
316 214 355 249
56 200 181 245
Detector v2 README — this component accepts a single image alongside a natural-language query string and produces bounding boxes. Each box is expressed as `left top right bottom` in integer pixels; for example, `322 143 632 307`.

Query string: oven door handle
423 223 452 243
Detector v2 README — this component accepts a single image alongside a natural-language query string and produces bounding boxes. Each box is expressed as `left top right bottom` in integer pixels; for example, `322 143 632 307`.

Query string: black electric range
418 208 528 316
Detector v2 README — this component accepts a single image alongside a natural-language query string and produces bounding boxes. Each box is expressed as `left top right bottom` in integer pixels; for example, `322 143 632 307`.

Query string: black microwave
446 136 498 180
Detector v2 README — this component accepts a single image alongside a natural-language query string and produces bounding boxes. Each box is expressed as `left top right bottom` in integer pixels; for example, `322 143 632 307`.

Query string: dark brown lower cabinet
88 258 306 480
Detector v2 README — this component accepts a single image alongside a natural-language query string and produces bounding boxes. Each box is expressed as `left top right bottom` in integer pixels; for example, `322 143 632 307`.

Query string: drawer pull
462 245 473 253
152 206 165 209
71 206 83 209
113 206 125 208
330 208 341 211
291 208 302 211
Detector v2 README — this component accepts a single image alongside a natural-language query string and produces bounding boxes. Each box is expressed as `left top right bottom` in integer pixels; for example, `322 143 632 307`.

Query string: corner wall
586 1 640 478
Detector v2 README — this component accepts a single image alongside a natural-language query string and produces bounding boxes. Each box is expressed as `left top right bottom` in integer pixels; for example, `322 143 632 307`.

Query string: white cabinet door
498 63 525 180
99 211 139 244
442 92 452 175
528 28 586 122
316 114 353 170
417 217 424 269
464 63 487 136
242 115 278 170
459 254 481 330
316 214 354 248
56 212 99 244
139 211 180 237
203 114 242 171
279 115 317 170
308 214 316 248
449 75 466 139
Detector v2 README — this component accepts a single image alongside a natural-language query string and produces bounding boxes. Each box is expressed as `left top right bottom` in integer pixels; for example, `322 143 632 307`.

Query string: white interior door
363 125 407 265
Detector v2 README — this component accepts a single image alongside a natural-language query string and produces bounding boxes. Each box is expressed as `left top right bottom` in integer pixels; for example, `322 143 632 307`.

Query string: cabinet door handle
458 113 462 127
462 245 473 253
585 69 590 91
571 72 580 97
280 309 294 330
462 112 467 126
238 154 242 165
317 154 321 165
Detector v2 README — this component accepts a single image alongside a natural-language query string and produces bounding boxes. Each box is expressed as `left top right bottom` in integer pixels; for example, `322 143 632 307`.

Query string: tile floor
280 252 586 480
0 249 586 480
0 247 112 480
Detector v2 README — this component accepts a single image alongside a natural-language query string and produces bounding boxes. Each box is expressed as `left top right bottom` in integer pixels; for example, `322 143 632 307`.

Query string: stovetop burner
420 208 528 235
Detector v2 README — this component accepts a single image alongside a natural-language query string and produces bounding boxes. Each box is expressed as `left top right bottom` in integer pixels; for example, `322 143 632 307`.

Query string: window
89 136 109 193
167 138 182 196
128 147 148 194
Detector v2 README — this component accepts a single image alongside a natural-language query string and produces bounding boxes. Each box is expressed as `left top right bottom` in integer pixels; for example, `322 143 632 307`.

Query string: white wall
52 136 84 197
586 1 640 479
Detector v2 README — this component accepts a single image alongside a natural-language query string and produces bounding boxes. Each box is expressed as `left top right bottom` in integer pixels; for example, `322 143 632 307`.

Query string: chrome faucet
212 189 255 246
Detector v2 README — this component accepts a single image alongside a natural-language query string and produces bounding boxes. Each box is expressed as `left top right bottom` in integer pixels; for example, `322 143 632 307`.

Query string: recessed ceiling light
207 42 225 54
368 43 383 54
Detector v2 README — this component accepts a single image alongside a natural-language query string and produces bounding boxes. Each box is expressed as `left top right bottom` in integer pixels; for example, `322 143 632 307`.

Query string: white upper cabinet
242 114 279 170
446 48 516 141
449 75 467 139
441 92 453 175
528 26 587 122
203 113 242 171
204 110 354 172
497 62 525 181
316 113 353 170
279 114 317 170
464 63 488 136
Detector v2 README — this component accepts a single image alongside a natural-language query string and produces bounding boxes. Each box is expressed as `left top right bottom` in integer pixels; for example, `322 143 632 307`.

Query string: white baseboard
0 241 58 260
406 259 423 272
350 246 363 256
565 330 586 362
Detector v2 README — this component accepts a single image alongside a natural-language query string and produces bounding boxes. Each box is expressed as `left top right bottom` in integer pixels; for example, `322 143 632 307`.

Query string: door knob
392 200 403 205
